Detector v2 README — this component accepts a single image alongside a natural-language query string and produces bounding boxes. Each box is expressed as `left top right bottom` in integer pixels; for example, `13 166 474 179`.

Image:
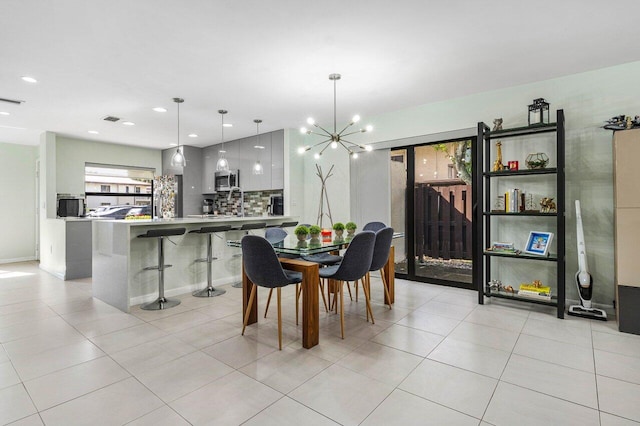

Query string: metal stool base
141 297 181 311
192 287 226 297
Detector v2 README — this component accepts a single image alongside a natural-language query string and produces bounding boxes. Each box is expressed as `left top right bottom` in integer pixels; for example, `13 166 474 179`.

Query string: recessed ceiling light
223 123 233 128
122 121 135 126
169 143 178 146
21 76 38 83
152 107 167 112
0 112 9 116
188 133 198 138
88 130 99 134
254 145 265 149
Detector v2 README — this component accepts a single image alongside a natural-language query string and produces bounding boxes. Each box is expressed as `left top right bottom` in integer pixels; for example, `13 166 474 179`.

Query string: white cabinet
271 130 284 190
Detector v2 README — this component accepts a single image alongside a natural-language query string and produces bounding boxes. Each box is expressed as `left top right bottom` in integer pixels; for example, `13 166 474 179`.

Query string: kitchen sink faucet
227 186 244 217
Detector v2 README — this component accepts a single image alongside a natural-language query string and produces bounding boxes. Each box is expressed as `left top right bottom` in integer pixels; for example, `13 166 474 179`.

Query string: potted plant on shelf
345 221 357 236
309 225 321 240
333 222 345 238
294 225 309 241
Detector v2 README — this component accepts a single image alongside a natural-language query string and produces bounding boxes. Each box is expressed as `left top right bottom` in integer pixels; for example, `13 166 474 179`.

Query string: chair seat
139 228 186 238
318 264 340 278
189 225 232 234
283 269 303 285
302 253 342 265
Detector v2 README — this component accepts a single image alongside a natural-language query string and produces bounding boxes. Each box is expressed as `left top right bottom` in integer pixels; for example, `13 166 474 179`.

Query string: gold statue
492 141 505 172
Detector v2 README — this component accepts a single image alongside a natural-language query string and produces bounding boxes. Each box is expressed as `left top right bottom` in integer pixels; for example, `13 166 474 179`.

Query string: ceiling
2 0 639 150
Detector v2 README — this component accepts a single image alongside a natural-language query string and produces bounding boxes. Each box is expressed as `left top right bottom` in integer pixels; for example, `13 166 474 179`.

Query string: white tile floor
1 262 640 425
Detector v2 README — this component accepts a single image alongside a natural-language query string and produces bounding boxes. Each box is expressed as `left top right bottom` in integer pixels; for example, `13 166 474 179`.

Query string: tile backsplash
213 189 282 216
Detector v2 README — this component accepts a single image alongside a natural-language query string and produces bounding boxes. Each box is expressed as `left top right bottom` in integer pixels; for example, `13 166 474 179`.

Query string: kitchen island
92 216 297 312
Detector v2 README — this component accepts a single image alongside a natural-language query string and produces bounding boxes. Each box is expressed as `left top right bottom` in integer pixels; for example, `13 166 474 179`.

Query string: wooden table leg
242 262 257 325
383 245 395 305
280 258 319 349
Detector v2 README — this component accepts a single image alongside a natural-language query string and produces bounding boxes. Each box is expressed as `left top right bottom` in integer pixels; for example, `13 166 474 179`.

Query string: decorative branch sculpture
315 164 334 229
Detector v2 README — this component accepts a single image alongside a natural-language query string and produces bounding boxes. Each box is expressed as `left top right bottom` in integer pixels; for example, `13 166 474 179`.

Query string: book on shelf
504 188 526 213
519 283 551 294
517 290 552 301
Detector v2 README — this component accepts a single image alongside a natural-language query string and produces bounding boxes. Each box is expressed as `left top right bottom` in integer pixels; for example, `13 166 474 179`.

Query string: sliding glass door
392 138 474 288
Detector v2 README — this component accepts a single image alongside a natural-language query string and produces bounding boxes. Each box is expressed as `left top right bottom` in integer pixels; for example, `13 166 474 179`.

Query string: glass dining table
228 233 397 349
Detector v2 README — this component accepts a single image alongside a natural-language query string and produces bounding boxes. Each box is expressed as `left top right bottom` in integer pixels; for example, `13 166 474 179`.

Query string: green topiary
294 225 309 235
345 221 357 231
332 222 345 231
309 225 321 235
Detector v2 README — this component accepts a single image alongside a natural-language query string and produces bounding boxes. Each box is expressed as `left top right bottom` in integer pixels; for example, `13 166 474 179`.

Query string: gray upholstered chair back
362 221 386 232
370 227 394 271
241 235 293 288
265 227 287 244
328 231 376 282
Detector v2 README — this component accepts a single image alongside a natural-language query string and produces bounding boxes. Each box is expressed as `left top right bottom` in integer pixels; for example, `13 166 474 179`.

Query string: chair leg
355 279 359 302
264 288 273 318
318 279 329 312
362 274 375 324
380 269 392 310
277 287 282 350
339 280 345 339
346 281 353 301
295 284 299 326
364 274 369 322
242 284 257 335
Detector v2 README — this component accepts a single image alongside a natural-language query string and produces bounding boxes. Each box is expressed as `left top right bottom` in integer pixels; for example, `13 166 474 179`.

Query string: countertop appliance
57 197 85 217
214 170 239 191
203 198 215 214
269 194 284 216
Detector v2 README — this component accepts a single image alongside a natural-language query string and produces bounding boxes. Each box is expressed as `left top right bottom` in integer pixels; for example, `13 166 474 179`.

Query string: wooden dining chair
241 235 302 350
318 231 376 339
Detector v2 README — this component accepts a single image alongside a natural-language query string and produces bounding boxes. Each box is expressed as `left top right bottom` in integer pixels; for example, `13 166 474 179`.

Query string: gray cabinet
271 130 284 190
202 145 218 194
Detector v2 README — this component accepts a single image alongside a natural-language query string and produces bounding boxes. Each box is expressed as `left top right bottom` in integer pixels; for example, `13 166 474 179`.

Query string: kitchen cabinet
475 110 565 319
613 129 640 334
202 145 218 194
271 130 284 190
241 132 273 191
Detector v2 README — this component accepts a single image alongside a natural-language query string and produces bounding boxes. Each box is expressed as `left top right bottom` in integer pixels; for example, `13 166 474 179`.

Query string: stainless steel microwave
214 170 239 191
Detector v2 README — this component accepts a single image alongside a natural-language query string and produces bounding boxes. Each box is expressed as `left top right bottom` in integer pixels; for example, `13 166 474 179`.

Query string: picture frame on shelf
524 231 554 256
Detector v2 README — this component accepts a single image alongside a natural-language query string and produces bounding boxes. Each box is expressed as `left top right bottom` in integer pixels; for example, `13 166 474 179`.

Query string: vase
297 233 308 242
334 229 344 238
347 229 355 236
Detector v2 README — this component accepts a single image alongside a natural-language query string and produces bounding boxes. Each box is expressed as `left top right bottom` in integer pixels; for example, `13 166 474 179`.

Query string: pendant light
252 119 264 175
170 98 186 168
216 109 229 172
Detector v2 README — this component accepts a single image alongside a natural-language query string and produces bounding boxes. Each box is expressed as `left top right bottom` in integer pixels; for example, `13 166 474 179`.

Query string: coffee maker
203 198 215 215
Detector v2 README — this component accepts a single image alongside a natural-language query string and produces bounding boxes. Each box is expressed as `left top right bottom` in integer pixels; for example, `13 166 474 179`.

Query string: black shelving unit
475 110 565 318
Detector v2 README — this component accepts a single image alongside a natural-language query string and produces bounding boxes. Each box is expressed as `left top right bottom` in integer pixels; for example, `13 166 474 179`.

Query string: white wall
333 60 640 308
0 142 38 263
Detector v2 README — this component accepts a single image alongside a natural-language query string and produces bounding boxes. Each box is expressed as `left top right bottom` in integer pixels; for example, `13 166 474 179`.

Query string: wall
0 142 38 263
332 60 640 309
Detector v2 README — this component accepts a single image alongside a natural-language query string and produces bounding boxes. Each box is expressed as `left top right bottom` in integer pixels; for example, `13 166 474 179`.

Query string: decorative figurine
493 118 503 131
526 152 549 169
492 141 505 172
540 197 557 213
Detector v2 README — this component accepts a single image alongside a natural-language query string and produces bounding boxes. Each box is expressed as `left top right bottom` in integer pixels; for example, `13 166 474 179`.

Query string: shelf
488 123 557 138
484 291 558 307
484 250 557 261
483 211 557 217
484 168 557 177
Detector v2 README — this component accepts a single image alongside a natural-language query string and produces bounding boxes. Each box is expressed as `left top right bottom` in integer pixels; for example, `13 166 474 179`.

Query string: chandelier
298 73 373 159
252 119 264 175
216 109 229 172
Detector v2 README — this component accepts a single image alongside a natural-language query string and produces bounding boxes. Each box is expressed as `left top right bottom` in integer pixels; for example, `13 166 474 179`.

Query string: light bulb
307 117 315 125
352 152 359 159
365 145 373 151
300 127 307 134
297 146 306 154
314 152 321 160
352 114 360 123
365 124 373 132
330 141 338 149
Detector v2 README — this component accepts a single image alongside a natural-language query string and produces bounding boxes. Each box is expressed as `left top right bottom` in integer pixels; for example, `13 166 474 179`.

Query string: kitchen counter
92 215 298 312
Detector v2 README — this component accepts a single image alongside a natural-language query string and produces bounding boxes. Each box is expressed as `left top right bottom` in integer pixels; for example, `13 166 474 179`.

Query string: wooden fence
415 182 472 260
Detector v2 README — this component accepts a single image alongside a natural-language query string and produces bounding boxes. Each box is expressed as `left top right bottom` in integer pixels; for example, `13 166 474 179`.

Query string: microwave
214 170 239 191
57 198 85 217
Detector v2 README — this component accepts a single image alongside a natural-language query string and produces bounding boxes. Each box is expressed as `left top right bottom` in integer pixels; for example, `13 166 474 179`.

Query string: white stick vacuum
568 200 607 320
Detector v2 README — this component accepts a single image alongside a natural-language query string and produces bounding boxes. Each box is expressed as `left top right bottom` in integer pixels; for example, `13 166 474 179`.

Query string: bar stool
189 224 232 297
138 227 186 310
231 222 267 288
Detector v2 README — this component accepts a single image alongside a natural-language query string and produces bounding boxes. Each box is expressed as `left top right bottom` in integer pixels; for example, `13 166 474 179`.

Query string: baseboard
38 263 65 280
0 256 37 265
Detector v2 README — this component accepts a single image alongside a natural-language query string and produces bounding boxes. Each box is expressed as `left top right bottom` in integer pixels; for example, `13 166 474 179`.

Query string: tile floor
1 261 640 425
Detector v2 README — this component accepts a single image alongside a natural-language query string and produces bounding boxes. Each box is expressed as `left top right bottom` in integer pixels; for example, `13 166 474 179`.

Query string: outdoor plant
294 225 310 235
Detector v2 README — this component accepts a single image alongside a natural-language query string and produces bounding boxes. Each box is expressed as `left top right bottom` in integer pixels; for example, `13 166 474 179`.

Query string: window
85 164 155 214
135 187 141 194
100 185 111 192
125 186 130 193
